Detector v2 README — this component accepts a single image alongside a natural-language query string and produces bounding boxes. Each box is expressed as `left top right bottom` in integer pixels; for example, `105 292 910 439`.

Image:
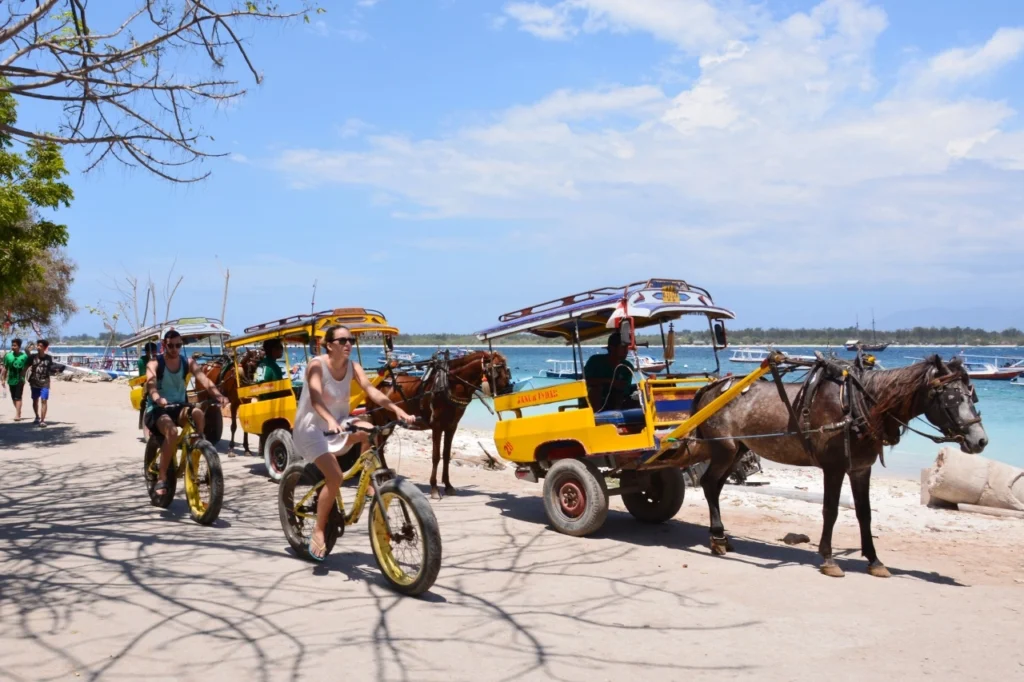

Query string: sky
28 0 1024 336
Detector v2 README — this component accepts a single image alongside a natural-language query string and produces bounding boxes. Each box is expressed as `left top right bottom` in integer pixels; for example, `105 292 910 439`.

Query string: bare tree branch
0 1 320 182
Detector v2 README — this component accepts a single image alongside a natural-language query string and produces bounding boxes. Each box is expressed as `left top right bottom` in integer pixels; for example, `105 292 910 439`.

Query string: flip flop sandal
38 421 47 428
307 537 327 562
154 480 169 495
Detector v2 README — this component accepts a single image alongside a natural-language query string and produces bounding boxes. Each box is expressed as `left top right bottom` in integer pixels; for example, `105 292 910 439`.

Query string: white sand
1 381 1022 681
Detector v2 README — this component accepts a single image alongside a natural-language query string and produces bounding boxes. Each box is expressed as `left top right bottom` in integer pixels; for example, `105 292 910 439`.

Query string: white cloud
503 2 577 40
504 0 752 53
925 27 1024 82
275 1 1024 285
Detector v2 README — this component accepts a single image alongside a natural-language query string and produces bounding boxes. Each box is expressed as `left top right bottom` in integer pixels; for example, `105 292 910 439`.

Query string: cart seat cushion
594 408 646 427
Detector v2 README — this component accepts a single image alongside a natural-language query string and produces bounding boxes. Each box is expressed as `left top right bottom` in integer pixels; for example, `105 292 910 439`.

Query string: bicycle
143 400 225 525
278 420 442 596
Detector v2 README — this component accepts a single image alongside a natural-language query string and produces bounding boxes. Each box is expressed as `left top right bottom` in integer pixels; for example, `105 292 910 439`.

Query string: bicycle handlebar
322 417 424 437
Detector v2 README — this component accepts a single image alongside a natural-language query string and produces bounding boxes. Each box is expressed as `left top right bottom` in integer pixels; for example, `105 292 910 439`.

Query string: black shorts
9 383 24 402
144 404 188 445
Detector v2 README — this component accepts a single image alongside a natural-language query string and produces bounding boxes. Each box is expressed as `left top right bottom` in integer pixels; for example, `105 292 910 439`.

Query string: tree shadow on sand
1 454 761 681
0 422 112 450
482 490 964 587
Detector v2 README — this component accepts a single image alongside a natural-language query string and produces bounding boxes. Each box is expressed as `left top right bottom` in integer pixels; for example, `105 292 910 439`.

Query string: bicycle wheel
144 438 176 508
368 478 442 596
184 439 224 525
278 462 343 561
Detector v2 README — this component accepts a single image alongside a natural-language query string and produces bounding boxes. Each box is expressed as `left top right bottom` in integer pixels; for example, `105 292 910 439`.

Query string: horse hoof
867 562 891 578
710 537 729 556
430 489 442 501
444 485 457 496
820 563 845 578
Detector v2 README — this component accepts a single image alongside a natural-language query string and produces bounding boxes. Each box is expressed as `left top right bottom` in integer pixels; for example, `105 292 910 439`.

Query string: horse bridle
443 353 512 405
924 373 981 441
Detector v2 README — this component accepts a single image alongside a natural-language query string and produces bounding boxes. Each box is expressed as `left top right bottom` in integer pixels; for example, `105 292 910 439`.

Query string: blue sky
41 0 1024 335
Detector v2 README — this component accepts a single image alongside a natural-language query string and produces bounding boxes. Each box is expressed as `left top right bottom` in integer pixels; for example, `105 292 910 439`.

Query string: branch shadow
482 490 964 587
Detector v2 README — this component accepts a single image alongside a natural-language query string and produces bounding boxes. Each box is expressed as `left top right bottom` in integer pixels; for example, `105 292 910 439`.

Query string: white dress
292 356 356 462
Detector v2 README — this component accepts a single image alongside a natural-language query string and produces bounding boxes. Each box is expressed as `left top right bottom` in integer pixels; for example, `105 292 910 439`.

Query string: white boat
636 355 668 374
51 352 136 379
542 359 580 379
954 353 1024 381
729 347 769 363
380 350 418 363
728 347 818 364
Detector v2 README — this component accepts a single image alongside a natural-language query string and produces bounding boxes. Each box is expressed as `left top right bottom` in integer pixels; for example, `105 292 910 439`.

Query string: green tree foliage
0 80 73 304
1 247 77 329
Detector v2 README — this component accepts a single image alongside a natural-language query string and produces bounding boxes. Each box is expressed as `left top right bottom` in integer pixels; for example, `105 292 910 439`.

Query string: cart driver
255 339 285 383
584 334 637 412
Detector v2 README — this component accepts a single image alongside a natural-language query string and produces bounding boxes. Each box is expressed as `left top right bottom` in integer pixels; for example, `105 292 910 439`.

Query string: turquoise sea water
53 344 1024 475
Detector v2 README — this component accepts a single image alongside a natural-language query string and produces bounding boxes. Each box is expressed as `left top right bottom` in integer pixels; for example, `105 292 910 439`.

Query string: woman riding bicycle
293 324 414 561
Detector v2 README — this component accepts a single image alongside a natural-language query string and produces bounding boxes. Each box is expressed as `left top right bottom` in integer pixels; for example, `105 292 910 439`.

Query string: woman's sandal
154 480 169 496
307 536 327 562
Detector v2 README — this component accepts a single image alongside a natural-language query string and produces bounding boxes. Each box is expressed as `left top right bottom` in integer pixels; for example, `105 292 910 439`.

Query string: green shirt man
584 334 635 411
3 348 29 386
254 338 285 383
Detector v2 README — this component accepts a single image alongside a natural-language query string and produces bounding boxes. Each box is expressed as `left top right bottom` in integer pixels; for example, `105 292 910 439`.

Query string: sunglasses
330 337 355 346
166 343 183 349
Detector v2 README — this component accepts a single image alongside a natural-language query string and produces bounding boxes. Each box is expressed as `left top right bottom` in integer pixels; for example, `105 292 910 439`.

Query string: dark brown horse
196 349 264 453
693 355 986 578
368 350 513 499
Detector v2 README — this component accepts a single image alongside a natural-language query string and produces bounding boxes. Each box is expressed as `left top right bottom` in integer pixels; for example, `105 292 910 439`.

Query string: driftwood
927 447 1024 512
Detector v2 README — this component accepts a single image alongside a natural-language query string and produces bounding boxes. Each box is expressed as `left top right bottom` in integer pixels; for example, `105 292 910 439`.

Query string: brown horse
196 349 264 453
367 350 514 499
693 355 986 578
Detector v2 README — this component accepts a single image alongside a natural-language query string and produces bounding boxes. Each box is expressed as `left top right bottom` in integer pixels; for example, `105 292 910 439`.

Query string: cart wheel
264 428 294 483
542 459 608 537
203 404 224 445
622 468 686 523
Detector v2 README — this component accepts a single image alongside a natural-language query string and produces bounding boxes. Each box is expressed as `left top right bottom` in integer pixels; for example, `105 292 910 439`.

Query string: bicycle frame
293 444 400 532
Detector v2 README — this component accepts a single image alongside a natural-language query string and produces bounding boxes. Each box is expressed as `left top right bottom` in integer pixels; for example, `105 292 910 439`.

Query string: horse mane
861 355 944 441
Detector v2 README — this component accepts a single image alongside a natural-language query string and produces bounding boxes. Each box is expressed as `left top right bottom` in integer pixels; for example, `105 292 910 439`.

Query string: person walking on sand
292 325 415 561
1 338 29 421
25 339 65 427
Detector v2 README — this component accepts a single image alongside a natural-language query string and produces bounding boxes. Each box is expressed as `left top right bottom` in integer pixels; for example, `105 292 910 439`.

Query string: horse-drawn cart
476 278 779 536
222 308 400 481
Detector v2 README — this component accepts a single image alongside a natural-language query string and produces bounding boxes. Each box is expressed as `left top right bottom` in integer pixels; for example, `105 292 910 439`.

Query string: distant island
52 326 1024 347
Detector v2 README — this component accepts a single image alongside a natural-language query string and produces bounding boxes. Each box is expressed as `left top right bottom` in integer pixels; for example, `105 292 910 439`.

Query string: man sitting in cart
584 334 637 412
254 339 285 384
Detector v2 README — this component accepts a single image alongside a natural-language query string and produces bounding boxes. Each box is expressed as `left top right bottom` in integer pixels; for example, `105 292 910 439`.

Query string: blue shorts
31 386 50 401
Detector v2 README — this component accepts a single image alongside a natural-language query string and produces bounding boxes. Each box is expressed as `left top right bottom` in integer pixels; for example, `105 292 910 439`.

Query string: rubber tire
369 478 442 596
264 428 294 483
203 405 224 445
622 468 686 524
144 437 177 508
278 462 343 561
542 459 609 537
185 439 225 525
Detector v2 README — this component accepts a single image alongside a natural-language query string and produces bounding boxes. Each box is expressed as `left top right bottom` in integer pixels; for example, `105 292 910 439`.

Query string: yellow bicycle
143 400 225 525
278 420 442 596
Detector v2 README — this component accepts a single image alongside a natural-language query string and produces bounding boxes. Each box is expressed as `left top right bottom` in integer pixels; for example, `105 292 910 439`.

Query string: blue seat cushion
594 408 647 427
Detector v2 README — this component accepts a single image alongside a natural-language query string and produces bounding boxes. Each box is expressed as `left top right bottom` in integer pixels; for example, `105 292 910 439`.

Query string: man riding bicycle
145 330 229 496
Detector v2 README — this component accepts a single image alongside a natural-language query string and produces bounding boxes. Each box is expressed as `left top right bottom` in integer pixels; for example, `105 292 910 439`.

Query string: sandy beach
2 380 1023 681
